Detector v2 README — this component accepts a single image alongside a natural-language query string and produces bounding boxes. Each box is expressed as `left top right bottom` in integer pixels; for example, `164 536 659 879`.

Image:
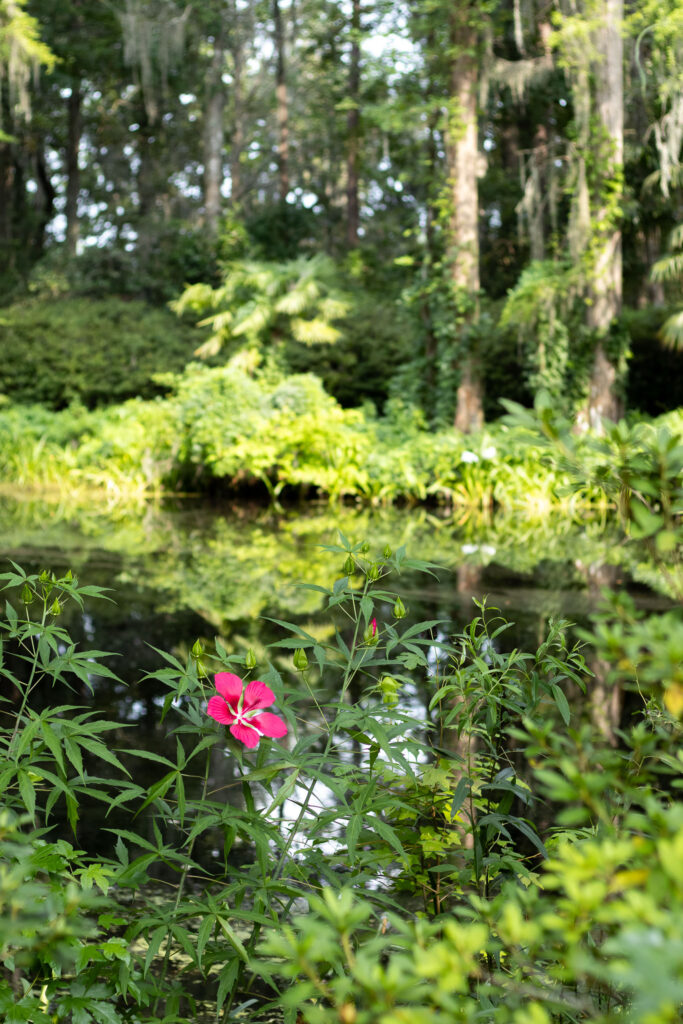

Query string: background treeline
0 0 682 431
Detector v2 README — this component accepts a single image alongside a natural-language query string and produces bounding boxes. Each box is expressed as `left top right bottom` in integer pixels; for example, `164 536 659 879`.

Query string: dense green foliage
0 297 202 408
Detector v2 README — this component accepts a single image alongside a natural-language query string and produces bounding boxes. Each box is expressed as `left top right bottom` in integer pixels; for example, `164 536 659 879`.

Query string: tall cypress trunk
65 84 82 255
578 0 624 430
449 3 483 434
230 33 245 205
272 0 289 201
204 38 226 234
345 0 361 247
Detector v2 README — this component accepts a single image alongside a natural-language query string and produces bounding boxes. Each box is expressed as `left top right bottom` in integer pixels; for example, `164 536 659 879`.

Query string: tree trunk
65 84 82 256
345 0 361 248
204 39 226 234
33 143 56 260
449 4 483 434
578 0 624 431
229 33 245 205
272 0 289 201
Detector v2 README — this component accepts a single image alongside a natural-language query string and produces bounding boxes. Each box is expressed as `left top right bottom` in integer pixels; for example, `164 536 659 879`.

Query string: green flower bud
368 563 381 581
393 596 407 619
191 639 204 659
21 583 33 605
379 675 400 708
343 555 356 576
49 598 62 617
293 648 309 671
383 544 392 559
245 647 257 670
360 541 370 554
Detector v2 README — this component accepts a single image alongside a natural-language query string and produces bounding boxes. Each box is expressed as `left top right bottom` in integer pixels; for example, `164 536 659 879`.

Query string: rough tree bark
345 0 361 248
449 2 484 434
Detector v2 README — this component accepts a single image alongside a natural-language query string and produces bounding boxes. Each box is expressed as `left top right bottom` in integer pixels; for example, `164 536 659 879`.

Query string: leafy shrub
0 296 201 409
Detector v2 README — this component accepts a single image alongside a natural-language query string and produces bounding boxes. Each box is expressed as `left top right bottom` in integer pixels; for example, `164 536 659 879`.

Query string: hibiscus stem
152 745 212 1014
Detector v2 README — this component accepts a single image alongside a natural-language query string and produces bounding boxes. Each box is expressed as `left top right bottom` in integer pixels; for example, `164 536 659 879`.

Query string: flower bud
245 647 257 670
363 618 379 645
368 563 380 581
191 639 204 659
49 598 61 617
293 648 309 671
383 544 392 559
379 675 400 707
393 596 407 619
360 541 370 554
343 555 355 576
21 583 33 605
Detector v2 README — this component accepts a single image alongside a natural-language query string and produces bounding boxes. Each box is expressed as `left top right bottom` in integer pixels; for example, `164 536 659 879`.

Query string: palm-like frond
291 318 342 345
651 250 683 282
660 308 683 350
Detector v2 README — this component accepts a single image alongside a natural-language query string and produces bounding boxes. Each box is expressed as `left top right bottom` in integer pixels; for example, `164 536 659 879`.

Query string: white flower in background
461 450 479 463
481 544 497 557
461 543 479 555
481 446 497 459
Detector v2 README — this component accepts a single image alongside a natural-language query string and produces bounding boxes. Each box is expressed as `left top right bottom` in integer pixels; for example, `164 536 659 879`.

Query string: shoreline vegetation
2 365 681 515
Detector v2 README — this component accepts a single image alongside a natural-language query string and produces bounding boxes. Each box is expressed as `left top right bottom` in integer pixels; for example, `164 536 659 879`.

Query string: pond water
1 493 671 858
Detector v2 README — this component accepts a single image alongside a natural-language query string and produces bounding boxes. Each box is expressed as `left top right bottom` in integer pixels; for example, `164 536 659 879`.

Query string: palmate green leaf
4 600 18 632
65 738 84 779
134 769 178 818
144 924 168 976
263 617 320 644
14 714 41 758
196 914 215 971
76 737 130 776
16 767 36 820
365 814 406 860
216 916 249 962
216 960 240 1011
39 719 65 773
121 748 176 769
346 813 362 860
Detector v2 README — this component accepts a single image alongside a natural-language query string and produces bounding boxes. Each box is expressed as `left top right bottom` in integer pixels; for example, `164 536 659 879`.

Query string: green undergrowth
0 532 682 1023
1 364 680 515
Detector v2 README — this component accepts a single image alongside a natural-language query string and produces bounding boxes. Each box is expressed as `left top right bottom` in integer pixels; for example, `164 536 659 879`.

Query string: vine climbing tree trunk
576 0 624 431
449 1 483 434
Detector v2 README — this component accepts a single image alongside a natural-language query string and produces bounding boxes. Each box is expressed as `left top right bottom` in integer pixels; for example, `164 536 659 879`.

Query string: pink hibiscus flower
207 673 288 749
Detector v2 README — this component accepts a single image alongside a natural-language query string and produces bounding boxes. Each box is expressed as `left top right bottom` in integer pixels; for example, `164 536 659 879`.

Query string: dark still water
0 494 671 856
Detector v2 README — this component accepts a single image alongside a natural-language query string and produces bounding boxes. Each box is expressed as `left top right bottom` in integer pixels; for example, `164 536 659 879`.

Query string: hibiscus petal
251 712 287 739
243 680 275 710
230 722 261 748
207 696 235 725
214 672 244 706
